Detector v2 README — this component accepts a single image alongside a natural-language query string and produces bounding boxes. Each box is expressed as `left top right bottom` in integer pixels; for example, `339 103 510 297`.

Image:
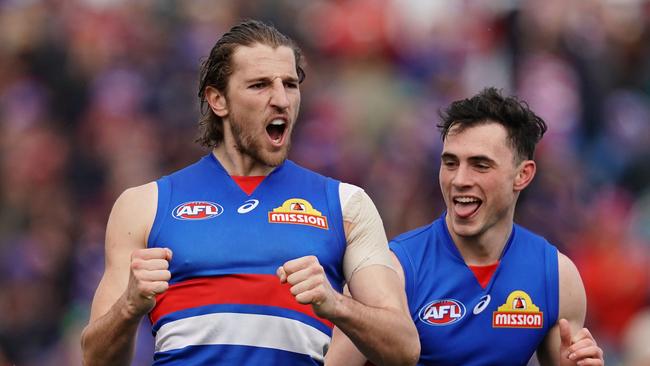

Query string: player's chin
262 149 289 167
449 220 482 238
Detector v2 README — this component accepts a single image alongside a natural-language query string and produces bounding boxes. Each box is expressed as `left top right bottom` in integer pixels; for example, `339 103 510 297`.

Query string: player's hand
277 255 339 319
559 318 604 366
124 247 172 319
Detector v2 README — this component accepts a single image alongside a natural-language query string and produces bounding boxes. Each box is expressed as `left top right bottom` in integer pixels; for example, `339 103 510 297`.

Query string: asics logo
473 295 491 315
238 199 260 214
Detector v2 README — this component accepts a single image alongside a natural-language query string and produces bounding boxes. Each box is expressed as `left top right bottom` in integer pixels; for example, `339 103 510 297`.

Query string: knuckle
308 263 322 275
131 258 142 269
131 249 143 260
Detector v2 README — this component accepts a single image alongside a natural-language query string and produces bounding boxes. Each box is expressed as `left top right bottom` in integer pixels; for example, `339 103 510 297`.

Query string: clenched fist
277 255 340 319
124 247 172 319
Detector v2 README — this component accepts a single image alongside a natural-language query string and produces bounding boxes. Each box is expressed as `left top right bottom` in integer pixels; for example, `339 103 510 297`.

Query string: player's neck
449 218 513 266
212 146 274 177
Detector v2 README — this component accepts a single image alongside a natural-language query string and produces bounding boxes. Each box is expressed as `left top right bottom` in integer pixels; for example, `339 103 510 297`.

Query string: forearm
329 292 419 366
81 296 142 366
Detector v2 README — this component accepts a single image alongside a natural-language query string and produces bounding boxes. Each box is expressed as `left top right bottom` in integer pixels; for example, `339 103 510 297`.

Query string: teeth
455 197 479 203
270 119 286 126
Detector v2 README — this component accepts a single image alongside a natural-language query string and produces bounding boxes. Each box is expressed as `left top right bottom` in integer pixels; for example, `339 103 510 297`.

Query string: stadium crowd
0 0 648 365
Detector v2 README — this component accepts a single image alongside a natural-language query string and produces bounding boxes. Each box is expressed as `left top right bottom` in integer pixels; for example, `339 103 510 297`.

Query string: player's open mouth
266 118 287 146
453 196 482 219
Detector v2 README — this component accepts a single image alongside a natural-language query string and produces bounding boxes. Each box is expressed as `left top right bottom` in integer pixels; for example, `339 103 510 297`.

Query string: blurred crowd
0 0 648 365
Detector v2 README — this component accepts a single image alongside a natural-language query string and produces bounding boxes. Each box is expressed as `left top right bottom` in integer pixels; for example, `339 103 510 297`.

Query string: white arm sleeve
339 183 396 283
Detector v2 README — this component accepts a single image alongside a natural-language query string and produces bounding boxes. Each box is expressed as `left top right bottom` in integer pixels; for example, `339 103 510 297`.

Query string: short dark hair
196 19 306 147
438 87 547 161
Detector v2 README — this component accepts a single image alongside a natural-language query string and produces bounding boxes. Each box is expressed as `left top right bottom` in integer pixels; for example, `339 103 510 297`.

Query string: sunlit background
0 0 649 365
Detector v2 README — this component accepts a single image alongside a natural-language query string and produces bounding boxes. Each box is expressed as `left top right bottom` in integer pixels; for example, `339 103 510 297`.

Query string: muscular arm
537 252 603 366
80 183 161 366
280 186 418 366
326 285 370 366
326 250 413 366
332 188 417 365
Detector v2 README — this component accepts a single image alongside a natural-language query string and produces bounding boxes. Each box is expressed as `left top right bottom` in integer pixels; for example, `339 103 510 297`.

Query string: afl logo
419 299 466 326
172 201 223 220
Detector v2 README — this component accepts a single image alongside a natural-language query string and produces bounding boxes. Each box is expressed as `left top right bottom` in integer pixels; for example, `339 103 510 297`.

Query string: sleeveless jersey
147 154 346 365
390 214 559 366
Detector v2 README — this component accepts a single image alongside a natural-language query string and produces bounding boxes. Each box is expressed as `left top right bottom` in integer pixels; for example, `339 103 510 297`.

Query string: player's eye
442 160 458 168
249 82 267 89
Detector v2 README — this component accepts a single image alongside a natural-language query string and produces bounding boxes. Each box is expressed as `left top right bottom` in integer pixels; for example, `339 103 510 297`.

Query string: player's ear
514 160 536 192
205 86 228 117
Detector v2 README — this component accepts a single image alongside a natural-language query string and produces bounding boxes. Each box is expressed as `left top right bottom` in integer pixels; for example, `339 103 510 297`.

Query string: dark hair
438 87 547 161
196 19 306 147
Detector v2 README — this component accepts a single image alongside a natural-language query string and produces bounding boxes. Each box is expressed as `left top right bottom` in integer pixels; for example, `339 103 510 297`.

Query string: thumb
559 318 572 350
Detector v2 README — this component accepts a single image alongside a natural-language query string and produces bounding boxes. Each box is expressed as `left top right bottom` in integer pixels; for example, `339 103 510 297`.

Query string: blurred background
0 0 649 365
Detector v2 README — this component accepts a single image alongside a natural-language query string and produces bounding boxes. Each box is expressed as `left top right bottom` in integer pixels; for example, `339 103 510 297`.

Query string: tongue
267 126 283 142
454 202 480 218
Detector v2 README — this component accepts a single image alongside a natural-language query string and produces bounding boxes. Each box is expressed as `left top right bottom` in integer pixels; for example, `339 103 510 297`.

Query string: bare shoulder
557 251 586 327
108 182 158 247
113 182 158 221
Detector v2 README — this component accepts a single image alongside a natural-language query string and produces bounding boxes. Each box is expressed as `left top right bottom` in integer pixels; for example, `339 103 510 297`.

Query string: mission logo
419 299 466 326
492 290 543 328
172 201 223 220
268 198 328 230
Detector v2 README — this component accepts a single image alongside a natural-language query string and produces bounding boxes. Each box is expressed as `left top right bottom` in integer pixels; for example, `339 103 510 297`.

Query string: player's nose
269 79 290 110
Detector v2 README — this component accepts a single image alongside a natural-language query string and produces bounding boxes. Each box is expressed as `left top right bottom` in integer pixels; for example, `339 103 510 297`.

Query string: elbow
380 312 420 366
384 349 419 366
80 326 91 365
80 325 100 366
381 331 420 366
398 325 420 366
407 342 421 366
399 339 420 366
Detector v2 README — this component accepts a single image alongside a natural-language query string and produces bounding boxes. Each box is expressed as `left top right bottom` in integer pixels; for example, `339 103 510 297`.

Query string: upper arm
537 251 587 365
346 255 409 313
88 182 158 323
339 184 395 280
339 184 407 312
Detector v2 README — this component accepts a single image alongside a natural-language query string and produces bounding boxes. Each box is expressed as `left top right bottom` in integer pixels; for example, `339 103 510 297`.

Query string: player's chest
160 191 342 271
413 263 550 364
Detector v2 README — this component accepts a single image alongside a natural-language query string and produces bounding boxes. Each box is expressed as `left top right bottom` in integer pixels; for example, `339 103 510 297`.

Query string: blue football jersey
390 214 559 366
147 154 346 365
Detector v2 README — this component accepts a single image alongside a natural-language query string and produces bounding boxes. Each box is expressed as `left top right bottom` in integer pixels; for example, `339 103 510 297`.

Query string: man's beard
229 113 291 167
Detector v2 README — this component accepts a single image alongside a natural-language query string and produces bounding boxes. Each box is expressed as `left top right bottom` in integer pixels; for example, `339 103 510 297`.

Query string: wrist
322 290 347 322
118 295 147 323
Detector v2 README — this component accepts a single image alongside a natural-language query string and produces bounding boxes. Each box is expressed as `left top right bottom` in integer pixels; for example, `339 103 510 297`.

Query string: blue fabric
147 154 346 365
390 214 559 366
153 344 323 366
